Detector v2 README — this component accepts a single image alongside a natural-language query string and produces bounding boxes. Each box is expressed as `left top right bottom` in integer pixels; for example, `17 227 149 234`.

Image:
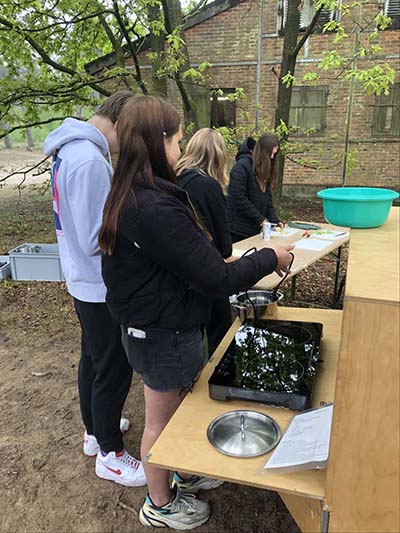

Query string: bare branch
292 6 323 58
0 117 68 140
0 155 50 184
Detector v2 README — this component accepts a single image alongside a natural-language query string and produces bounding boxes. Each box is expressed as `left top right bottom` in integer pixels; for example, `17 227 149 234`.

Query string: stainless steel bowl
207 410 282 457
231 290 283 320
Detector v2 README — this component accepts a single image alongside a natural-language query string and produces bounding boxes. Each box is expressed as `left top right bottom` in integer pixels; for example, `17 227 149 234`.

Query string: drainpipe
255 0 264 132
341 2 362 186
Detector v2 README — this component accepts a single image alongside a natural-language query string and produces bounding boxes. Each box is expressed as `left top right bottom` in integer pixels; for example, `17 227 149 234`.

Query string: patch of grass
0 192 55 254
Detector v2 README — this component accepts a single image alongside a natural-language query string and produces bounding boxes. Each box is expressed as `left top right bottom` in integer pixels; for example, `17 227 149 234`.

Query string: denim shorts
121 326 205 392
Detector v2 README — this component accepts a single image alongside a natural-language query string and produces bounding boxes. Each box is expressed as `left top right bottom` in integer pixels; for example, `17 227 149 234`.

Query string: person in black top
176 128 233 356
227 133 284 242
99 96 294 529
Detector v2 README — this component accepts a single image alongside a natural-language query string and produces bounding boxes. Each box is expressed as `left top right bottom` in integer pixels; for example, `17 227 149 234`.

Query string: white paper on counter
294 238 332 251
265 404 334 472
311 230 349 241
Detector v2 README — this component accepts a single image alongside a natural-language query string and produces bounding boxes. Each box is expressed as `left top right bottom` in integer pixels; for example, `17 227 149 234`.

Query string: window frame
289 85 329 136
210 88 237 129
372 82 400 137
383 0 400 30
277 0 341 35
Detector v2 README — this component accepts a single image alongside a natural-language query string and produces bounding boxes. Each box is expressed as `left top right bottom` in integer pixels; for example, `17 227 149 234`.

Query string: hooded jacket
227 137 279 239
43 118 113 302
177 169 232 259
102 177 278 330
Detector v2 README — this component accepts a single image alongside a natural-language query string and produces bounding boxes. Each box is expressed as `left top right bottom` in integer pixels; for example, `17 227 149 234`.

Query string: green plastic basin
317 187 399 228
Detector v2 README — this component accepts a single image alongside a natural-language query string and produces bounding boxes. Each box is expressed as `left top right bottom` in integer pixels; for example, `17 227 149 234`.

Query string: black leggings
73 298 133 453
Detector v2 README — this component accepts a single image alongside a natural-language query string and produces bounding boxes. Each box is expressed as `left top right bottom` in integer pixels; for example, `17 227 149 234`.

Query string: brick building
87 0 400 195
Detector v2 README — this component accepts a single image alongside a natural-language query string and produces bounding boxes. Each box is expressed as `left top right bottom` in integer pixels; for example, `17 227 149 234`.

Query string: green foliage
345 64 396 95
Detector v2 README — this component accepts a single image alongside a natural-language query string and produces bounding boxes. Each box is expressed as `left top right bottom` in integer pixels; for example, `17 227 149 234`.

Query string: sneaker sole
139 507 209 530
95 463 147 487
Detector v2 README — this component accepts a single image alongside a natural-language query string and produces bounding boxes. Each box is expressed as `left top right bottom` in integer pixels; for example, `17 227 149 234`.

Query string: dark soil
0 191 346 533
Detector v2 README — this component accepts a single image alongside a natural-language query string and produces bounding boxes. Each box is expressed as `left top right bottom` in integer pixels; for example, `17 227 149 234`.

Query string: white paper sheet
310 230 349 241
265 405 334 472
294 238 332 251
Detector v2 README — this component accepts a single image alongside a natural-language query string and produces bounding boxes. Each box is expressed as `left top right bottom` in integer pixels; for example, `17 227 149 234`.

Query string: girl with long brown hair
227 132 284 242
99 96 294 529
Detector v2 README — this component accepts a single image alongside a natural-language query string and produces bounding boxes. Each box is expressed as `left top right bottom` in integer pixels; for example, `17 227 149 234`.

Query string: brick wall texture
133 0 400 189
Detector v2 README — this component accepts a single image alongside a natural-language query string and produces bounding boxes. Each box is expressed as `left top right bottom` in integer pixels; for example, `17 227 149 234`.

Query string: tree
0 0 208 147
273 0 396 203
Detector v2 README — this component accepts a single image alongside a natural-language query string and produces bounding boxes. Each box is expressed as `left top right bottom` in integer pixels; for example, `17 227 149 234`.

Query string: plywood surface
279 492 323 533
326 300 400 533
345 207 399 303
147 307 342 500
232 222 350 290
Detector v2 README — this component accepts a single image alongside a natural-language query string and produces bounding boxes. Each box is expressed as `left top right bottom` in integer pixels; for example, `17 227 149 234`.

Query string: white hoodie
44 118 113 302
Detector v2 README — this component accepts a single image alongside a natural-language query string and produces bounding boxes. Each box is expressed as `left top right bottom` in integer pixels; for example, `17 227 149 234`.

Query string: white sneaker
171 472 224 493
95 449 147 487
139 489 210 530
83 418 130 457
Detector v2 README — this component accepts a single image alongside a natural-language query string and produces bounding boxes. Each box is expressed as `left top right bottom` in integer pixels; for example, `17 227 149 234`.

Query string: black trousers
73 298 133 453
230 232 247 244
206 298 233 358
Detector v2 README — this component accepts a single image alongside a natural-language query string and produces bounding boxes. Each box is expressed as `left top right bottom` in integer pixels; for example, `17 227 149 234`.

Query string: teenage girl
228 133 284 243
99 96 294 530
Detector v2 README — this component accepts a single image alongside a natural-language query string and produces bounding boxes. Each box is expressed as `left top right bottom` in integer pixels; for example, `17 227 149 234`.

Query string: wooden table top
344 207 399 304
147 307 342 501
232 222 350 290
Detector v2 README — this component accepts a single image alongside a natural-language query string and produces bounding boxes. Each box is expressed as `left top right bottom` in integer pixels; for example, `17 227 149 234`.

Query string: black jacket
227 137 279 239
102 177 278 330
177 169 232 259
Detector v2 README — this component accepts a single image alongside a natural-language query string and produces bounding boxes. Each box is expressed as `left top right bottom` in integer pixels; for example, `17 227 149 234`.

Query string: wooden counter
147 207 400 533
147 307 342 501
232 222 350 290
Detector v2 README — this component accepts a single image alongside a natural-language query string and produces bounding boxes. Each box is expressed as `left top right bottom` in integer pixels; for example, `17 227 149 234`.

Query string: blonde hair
176 128 229 192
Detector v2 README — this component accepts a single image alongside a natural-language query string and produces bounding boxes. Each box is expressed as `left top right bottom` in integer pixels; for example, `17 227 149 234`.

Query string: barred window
289 86 329 135
372 83 400 137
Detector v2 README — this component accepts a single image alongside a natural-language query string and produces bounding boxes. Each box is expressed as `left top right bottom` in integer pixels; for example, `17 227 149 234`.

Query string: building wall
180 0 400 190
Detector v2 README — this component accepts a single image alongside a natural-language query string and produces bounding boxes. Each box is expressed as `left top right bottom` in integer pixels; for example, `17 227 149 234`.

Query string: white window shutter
385 0 400 28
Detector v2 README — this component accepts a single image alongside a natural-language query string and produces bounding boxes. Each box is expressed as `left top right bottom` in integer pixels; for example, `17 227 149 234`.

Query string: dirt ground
0 150 346 533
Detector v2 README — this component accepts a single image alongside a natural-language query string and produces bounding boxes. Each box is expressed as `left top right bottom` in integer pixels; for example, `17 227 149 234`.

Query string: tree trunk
4 134 12 148
148 4 168 97
162 0 200 128
274 0 301 205
25 128 34 151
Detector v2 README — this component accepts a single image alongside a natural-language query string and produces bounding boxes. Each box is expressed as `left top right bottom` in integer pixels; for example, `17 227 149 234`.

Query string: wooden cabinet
148 208 400 533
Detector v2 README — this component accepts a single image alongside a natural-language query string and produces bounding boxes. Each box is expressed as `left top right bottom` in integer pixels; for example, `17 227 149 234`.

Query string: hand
272 244 295 277
277 221 285 229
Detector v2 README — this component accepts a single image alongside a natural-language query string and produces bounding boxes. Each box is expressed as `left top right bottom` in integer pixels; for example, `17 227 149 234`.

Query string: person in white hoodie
44 92 146 487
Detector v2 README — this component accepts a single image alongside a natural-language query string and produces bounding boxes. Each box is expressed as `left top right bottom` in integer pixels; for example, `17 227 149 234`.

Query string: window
372 83 399 136
289 86 329 135
278 0 341 34
210 89 237 128
384 0 400 29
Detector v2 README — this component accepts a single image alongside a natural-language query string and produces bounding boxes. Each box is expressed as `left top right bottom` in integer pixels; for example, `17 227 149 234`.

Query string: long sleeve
229 160 265 225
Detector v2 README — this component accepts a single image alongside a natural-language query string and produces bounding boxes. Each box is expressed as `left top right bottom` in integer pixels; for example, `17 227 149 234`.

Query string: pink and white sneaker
95 449 147 487
83 418 130 457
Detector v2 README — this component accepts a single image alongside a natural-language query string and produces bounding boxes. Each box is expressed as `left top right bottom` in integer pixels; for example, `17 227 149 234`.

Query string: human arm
130 197 293 298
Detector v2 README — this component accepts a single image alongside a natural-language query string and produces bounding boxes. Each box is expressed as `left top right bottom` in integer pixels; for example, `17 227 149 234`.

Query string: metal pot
231 290 283 320
207 410 281 457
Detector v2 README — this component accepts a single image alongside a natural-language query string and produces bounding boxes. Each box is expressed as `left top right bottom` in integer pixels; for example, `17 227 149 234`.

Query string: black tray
209 319 323 411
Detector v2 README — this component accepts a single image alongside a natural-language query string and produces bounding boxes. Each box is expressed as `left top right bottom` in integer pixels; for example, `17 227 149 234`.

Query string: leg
73 298 133 452
77 331 96 436
141 385 185 506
